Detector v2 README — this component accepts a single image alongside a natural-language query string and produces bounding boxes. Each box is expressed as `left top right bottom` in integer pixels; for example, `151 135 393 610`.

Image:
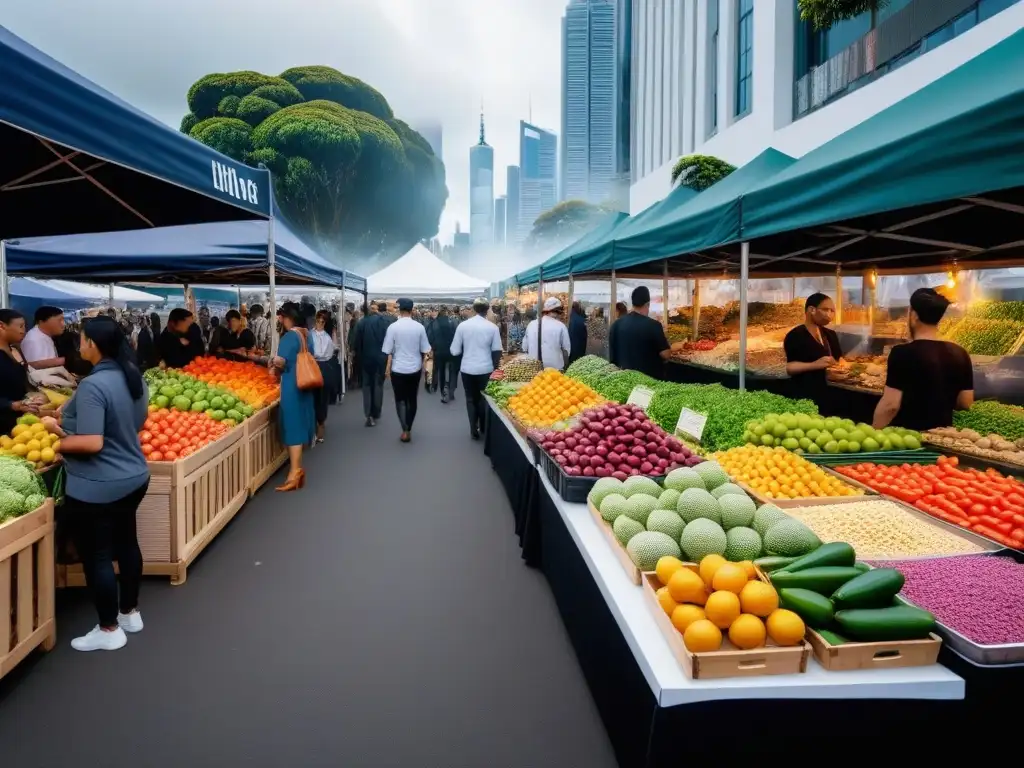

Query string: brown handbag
293 329 324 391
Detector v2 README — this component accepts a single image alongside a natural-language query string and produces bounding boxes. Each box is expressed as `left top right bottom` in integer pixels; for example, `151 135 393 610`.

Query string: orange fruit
711 563 750 594
667 567 707 605
698 554 727 588
737 560 757 580
704 590 741 629
683 619 723 653
766 609 806 647
728 614 767 650
739 580 779 618
656 587 678 617
655 556 686 587
671 604 706 634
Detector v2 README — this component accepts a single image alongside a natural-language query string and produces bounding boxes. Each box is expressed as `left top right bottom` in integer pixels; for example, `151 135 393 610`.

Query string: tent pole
692 280 701 342
0 240 7 309
269 215 278 357
237 285 242 311
339 273 347 401
662 259 669 329
109 283 115 309
835 265 843 326
739 242 750 392
536 268 544 365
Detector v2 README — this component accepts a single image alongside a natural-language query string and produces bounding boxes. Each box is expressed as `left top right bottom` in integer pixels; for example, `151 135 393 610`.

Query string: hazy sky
4 0 564 244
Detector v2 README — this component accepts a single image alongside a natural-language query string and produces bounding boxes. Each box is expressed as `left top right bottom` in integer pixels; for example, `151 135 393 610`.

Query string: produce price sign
675 408 708 442
627 386 655 411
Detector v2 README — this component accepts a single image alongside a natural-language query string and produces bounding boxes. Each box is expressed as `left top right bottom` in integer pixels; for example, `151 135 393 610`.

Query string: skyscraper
614 0 631 189
517 121 558 244
506 165 521 246
561 0 616 204
469 111 494 247
412 119 443 160
494 196 507 246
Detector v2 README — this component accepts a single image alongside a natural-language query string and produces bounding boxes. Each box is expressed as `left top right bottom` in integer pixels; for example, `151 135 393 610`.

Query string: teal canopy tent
514 212 628 285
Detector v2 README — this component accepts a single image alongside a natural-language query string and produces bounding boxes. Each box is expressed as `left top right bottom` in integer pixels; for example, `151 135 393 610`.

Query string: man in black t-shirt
609 285 671 379
873 288 973 431
218 309 257 362
783 292 843 412
157 308 201 369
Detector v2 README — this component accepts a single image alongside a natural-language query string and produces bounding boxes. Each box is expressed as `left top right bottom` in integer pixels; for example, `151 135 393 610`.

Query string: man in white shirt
21 306 66 370
451 297 503 440
523 296 571 371
382 298 431 443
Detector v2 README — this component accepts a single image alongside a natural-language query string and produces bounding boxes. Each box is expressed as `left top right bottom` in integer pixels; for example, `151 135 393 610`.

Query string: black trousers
68 479 150 628
361 366 385 419
391 370 422 431
461 372 491 434
433 356 456 393
314 360 331 425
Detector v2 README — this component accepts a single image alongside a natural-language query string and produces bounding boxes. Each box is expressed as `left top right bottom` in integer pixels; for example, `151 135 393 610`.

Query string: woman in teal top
43 316 149 653
268 303 316 491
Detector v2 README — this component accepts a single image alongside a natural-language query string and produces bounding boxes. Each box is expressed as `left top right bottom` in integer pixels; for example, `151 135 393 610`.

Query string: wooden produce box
58 426 248 588
736 476 872 510
641 572 810 679
1 499 56 681
244 403 287 496
587 501 642 585
753 568 943 671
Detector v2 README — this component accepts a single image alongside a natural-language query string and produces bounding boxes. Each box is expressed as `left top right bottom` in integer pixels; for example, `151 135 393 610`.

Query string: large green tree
525 200 613 249
181 67 447 260
670 154 736 191
797 0 886 29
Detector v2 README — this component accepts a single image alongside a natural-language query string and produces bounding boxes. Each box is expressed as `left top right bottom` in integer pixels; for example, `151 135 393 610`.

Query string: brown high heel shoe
276 470 305 492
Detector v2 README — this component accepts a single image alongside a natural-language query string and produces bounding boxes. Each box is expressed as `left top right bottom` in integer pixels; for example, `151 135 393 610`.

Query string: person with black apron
784 293 843 414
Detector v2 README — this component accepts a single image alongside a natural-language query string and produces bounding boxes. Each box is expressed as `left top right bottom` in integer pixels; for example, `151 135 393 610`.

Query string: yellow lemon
14 432 30 445
728 614 767 650
40 447 55 463
11 443 28 456
51 439 61 453
704 590 742 630
25 439 42 453
26 450 41 463
11 424 29 437
682 619 722 653
0 436 11 449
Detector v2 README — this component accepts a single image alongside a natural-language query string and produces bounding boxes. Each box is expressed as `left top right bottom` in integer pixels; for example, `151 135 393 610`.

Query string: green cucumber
853 562 871 573
753 555 800 572
831 568 905 610
775 542 855 574
834 606 936 642
816 629 849 646
779 588 834 628
769 566 863 595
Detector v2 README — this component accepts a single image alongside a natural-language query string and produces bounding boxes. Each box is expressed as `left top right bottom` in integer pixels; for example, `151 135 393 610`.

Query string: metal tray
896 550 1024 666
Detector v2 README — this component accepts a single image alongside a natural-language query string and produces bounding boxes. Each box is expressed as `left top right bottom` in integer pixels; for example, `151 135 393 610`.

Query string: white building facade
629 0 1024 213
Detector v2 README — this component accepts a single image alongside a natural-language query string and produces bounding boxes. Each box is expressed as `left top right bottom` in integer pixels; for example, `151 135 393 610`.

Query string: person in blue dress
269 302 316 492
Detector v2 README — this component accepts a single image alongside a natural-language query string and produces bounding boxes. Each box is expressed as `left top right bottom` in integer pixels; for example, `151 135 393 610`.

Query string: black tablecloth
536 479 996 765
484 402 541 566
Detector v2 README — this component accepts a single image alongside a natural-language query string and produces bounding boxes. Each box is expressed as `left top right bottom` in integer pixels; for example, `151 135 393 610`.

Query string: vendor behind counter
784 293 844 414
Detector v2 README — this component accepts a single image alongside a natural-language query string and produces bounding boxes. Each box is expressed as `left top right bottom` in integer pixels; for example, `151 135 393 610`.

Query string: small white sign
675 408 708 442
626 386 655 411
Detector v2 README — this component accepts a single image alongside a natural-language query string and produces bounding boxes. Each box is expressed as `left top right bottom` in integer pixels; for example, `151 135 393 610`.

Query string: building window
708 0 719 135
735 0 753 117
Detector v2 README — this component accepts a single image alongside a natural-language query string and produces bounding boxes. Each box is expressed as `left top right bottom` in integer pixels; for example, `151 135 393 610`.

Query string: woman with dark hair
0 309 39 435
268 302 316 490
42 315 149 652
784 293 844 413
310 310 336 442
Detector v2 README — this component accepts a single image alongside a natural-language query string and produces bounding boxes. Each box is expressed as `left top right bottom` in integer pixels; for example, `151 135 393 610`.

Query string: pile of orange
139 408 231 462
506 369 604 428
183 356 279 408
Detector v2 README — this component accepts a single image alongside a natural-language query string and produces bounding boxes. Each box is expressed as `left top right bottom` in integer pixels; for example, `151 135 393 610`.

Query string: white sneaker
71 625 127 652
118 611 144 633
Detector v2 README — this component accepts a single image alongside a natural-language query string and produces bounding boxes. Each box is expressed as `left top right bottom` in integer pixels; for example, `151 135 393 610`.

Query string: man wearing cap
523 297 571 372
609 285 671 379
382 298 431 442
451 298 503 440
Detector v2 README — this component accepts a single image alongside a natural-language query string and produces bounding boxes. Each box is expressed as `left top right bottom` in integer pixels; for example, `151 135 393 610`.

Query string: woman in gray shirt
43 316 150 652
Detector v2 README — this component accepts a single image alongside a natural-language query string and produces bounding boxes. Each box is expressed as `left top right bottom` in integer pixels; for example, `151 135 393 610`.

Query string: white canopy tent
367 244 489 300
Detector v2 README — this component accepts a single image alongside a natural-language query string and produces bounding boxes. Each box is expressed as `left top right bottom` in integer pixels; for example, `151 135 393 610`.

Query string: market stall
366 243 488 301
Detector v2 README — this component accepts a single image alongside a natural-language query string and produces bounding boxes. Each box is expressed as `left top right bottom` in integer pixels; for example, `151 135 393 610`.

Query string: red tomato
149 451 164 461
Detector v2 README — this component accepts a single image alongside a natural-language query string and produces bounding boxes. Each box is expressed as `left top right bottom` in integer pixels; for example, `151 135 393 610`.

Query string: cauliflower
0 486 25 520
23 494 45 514
0 457 45 497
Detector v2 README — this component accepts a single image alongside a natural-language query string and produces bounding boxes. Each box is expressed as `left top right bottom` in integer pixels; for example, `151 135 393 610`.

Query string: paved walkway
0 385 617 767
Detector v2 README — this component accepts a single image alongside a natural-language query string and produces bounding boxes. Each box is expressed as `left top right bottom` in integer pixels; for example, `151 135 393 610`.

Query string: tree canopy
525 200 614 249
797 0 885 29
670 154 736 191
181 67 447 261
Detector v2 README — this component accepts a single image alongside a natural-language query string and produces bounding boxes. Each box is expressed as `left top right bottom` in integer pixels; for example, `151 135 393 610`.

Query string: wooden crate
641 572 810 679
736 479 872 509
1 499 56 681
58 426 248 588
586 501 642 585
245 403 287 496
806 627 942 671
